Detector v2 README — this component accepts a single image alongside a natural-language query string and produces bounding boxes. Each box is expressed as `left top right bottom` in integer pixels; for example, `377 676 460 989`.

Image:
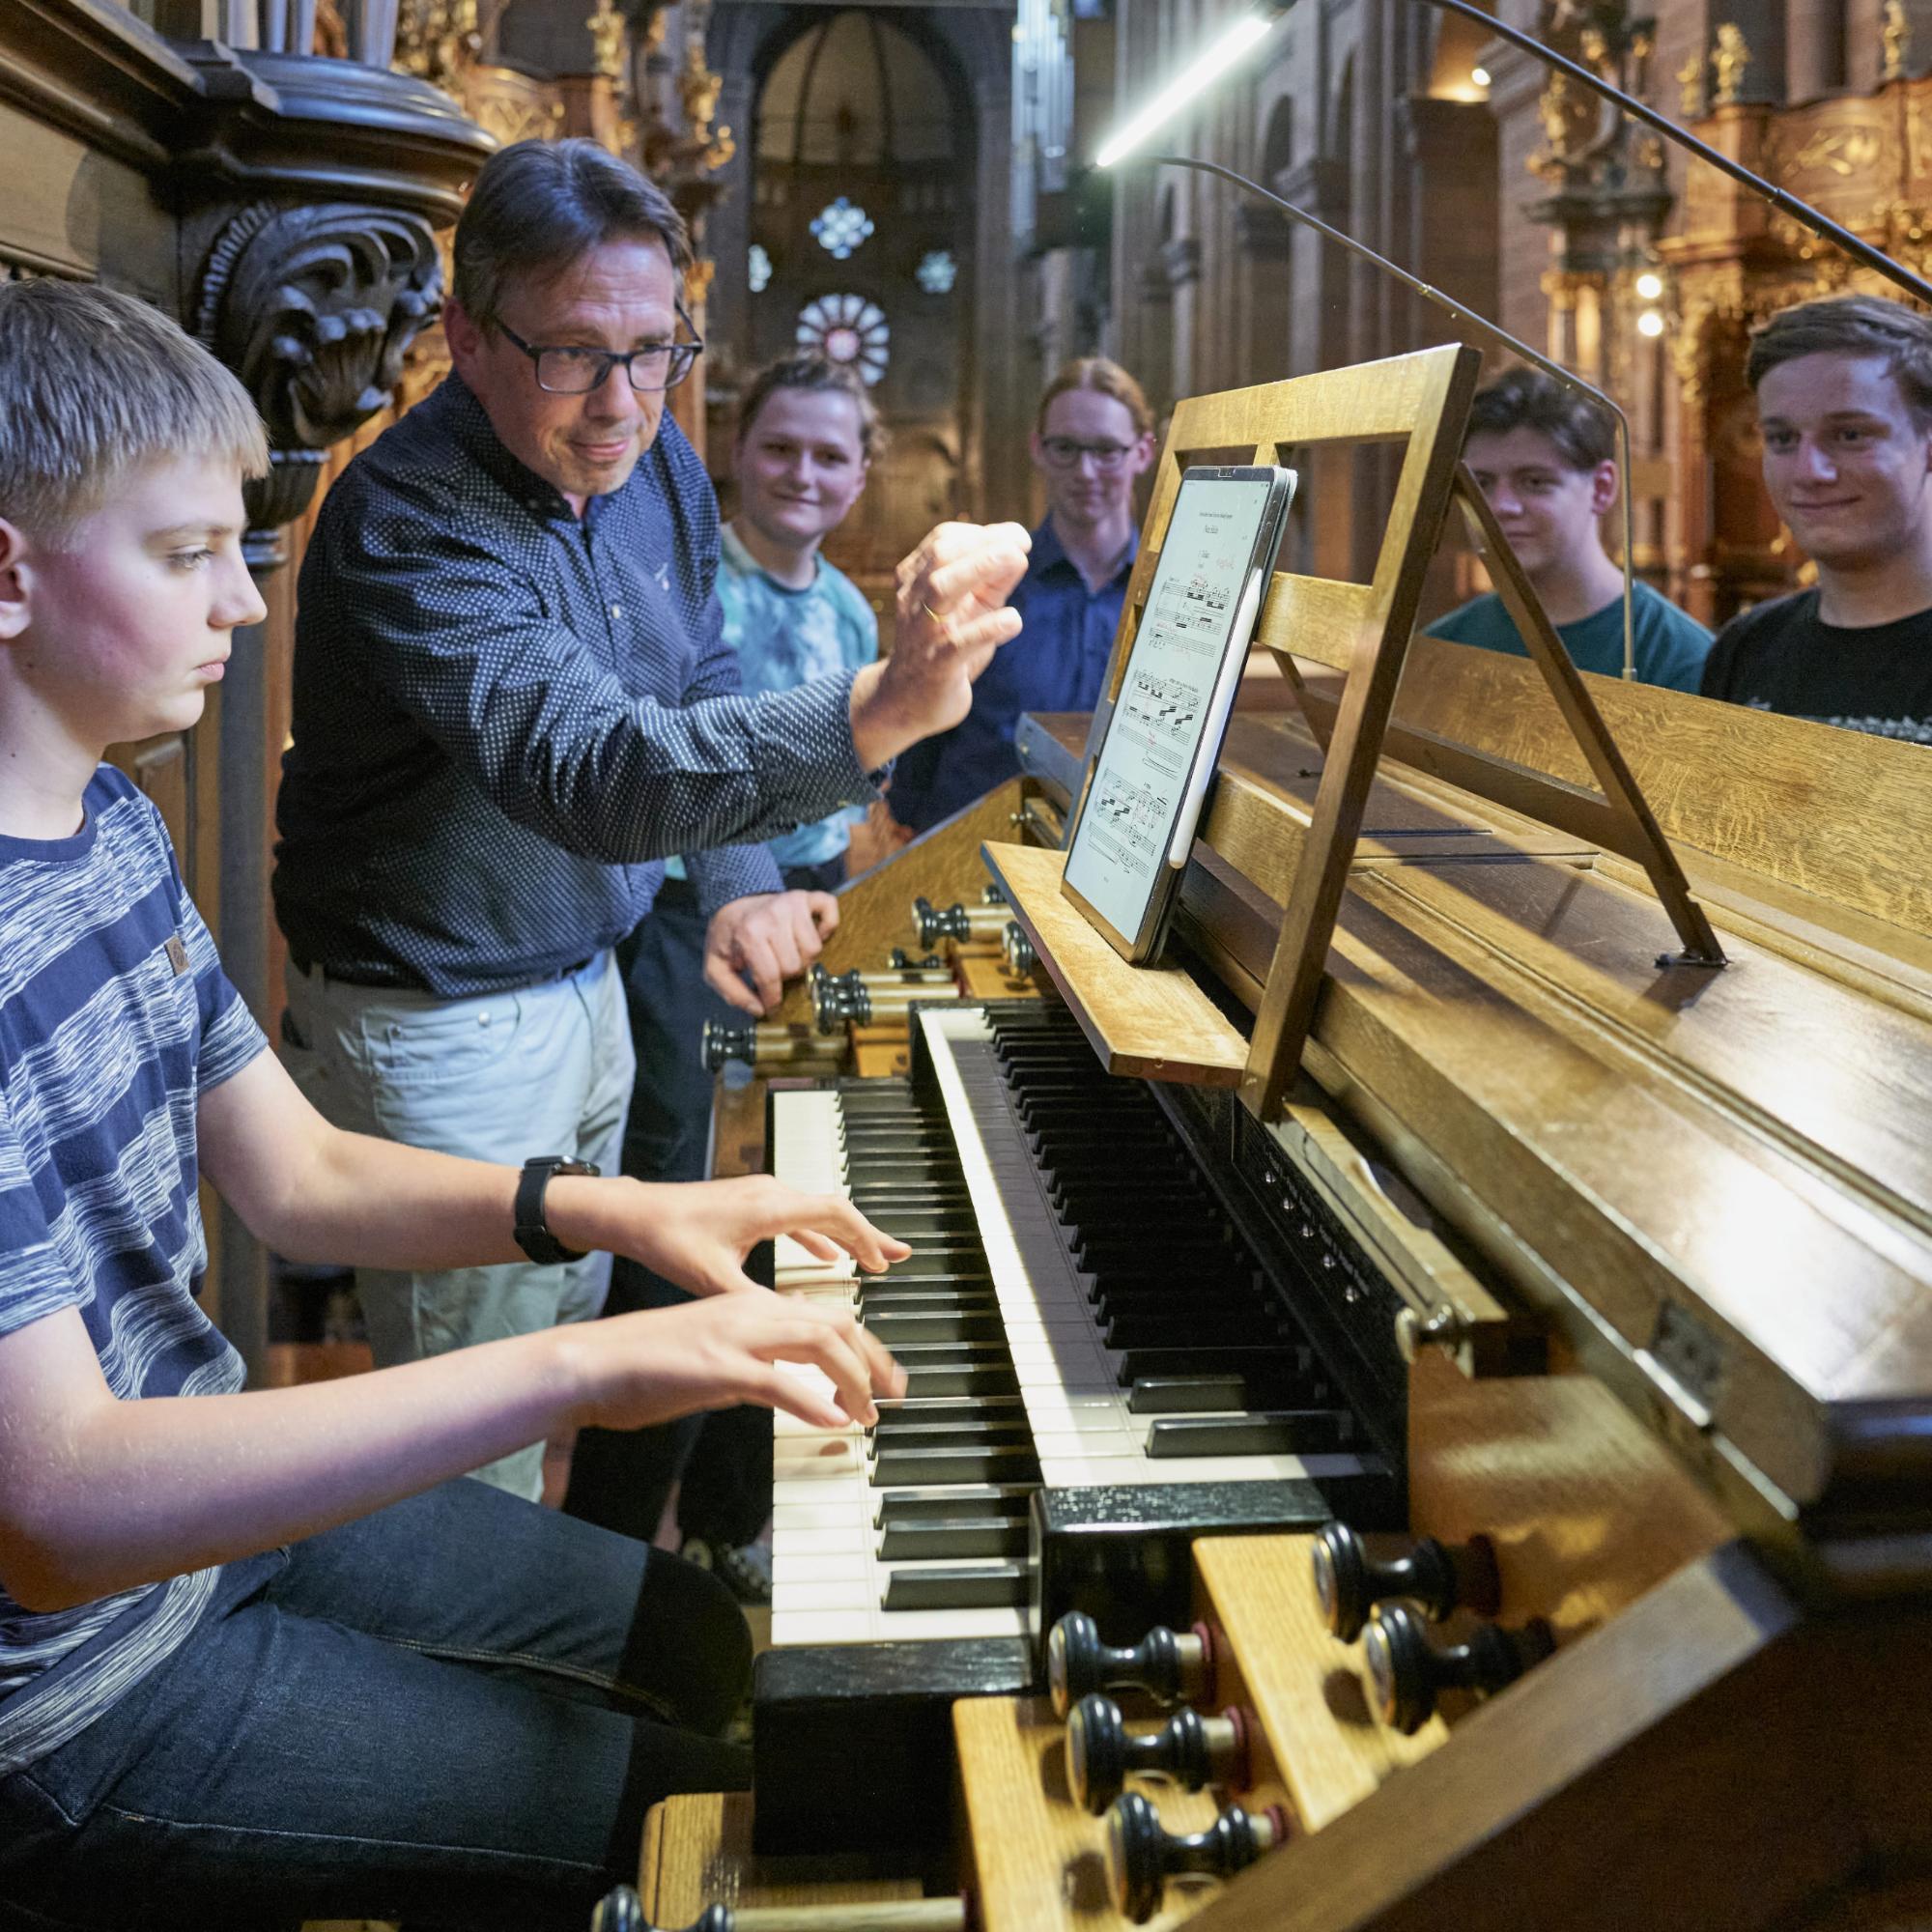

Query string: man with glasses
890 357 1156 831
274 140 1028 1500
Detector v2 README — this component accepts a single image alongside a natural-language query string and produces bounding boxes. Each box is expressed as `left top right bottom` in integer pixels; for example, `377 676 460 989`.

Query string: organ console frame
724 351 1932 1931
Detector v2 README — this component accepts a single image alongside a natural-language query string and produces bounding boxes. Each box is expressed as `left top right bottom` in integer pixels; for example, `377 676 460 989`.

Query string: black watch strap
514 1155 600 1266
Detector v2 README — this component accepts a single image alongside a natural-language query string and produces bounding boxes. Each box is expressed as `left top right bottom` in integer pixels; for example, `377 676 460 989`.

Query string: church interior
4 0 1932 1926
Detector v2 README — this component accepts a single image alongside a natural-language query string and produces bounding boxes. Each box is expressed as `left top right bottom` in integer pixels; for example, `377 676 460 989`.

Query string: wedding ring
922 599 945 623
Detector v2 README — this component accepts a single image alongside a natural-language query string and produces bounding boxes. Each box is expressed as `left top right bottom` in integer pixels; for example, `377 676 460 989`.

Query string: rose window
795 294 889 385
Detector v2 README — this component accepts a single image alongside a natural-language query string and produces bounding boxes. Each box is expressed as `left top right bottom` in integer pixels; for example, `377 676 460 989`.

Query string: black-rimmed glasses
1039 436 1138 472
497 309 705 394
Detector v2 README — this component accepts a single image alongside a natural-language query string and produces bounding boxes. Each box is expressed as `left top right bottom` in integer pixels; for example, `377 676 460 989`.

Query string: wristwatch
514 1154 601 1265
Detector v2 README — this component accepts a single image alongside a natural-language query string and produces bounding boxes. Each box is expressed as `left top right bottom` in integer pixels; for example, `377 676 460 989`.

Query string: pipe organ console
647 614 1932 1932
636 352 1932 1929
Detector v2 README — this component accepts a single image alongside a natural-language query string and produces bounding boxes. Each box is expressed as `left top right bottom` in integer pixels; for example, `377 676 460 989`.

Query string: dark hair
1464 366 1615 471
453 139 694 332
736 354 885 463
1747 295 1932 424
1037 355 1153 438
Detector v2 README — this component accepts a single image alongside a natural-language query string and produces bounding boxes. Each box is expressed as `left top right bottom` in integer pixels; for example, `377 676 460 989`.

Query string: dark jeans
0 1481 750 1932
563 862 841 1548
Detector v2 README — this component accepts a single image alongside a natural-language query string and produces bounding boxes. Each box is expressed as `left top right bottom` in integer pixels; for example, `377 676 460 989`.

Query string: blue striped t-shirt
0 764 267 1774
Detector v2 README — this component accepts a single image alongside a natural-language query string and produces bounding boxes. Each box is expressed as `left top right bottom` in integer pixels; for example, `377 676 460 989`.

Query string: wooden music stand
1086 342 1724 1123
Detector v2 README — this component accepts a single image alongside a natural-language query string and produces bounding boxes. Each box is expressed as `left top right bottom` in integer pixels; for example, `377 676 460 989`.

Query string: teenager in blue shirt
0 279 909 1927
565 356 884 1577
891 357 1157 830
1428 367 1711 692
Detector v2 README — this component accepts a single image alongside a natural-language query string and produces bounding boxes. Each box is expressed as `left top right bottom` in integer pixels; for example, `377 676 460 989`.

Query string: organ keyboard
754 1001 1399 1853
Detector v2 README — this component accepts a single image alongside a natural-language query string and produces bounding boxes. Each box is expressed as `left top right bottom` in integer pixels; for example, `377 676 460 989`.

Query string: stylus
1166 568 1267 870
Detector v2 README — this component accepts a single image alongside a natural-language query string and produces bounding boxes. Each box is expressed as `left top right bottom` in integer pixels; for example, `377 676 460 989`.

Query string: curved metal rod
1143 154 1641 679
1403 0 1932 306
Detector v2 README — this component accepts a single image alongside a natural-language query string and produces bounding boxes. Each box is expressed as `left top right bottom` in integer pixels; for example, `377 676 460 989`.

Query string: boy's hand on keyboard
580 1293 906 1431
565 1174 912 1298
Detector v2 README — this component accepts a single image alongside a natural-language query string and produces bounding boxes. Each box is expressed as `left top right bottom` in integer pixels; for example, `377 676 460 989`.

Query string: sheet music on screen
1064 470 1289 952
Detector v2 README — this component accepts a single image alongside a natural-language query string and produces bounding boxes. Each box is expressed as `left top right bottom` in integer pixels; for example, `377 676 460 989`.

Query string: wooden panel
1192 1537 1446 1833
1360 858 1932 1242
1250 575 1375 671
1406 1350 1732 1641
981 842 1248 1086
1376 637 1932 939
772 782 1026 1029
1182 1546 1844 1932
954 1695 1228 1932
116 733 189 859
639 1792 928 1920
0 103 173 295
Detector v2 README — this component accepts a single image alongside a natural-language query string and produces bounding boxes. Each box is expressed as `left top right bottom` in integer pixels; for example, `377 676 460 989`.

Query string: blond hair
0 279 269 542
1036 356 1153 439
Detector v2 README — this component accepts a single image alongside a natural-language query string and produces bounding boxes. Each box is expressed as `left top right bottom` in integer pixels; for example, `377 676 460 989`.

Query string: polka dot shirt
274 373 876 996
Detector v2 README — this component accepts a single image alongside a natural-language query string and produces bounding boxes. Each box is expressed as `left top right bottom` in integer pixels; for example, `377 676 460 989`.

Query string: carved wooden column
176 44 490 1371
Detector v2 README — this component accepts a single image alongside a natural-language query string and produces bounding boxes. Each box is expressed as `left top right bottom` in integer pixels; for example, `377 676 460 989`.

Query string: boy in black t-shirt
1702 296 1932 744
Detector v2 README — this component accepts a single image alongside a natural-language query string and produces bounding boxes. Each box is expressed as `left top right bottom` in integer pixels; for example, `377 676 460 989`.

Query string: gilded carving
1762 123 1887 183
1676 53 1704 119
586 0 626 82
1884 0 1910 84
394 0 479 89
1711 24 1749 106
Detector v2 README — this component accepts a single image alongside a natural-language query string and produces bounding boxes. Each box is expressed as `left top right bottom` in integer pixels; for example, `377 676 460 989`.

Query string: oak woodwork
1012 703 1932 1537
981 842 1249 1087
1185 1547 1932 1932
1438 468 1721 965
1190 1537 1445 1834
772 783 1027 1031
1372 636 1932 942
1405 1350 1732 1642
953 1695 1229 1932
638 1793 928 1923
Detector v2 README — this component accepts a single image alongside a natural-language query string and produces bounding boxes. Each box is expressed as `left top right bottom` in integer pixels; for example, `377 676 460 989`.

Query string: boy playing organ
0 276 905 1930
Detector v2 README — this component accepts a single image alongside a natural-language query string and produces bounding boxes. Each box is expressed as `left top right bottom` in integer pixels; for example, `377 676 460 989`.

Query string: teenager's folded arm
0 1290 898 1613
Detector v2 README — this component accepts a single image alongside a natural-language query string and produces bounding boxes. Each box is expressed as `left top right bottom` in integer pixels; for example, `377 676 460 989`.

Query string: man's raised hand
848 521 1031 769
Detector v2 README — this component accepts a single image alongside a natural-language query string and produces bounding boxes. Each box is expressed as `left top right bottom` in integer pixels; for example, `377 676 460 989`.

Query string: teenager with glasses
274 138 1030 1502
890 356 1156 831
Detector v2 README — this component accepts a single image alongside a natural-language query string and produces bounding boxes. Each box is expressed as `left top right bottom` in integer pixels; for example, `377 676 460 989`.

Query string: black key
874 1489 1033 1525
879 1518 1029 1561
870 1397 1027 1432
1146 1410 1356 1458
1115 1345 1315 1383
903 1365 1021 1399
865 1309 1008 1345
859 1286 1000 1311
871 1268 997 1290
1103 1312 1279 1350
872 1444 1040 1486
886 1340 1013 1368
868 1421 1034 1451
1128 1373 1330 1414
882 1563 1030 1611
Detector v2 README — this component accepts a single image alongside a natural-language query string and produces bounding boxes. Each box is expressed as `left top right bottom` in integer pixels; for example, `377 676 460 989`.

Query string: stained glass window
749 243 773 294
810 197 875 261
915 249 957 295
796 295 889 385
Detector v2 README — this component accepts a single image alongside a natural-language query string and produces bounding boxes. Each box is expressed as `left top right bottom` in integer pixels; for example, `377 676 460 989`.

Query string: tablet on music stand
1061 464 1296 966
